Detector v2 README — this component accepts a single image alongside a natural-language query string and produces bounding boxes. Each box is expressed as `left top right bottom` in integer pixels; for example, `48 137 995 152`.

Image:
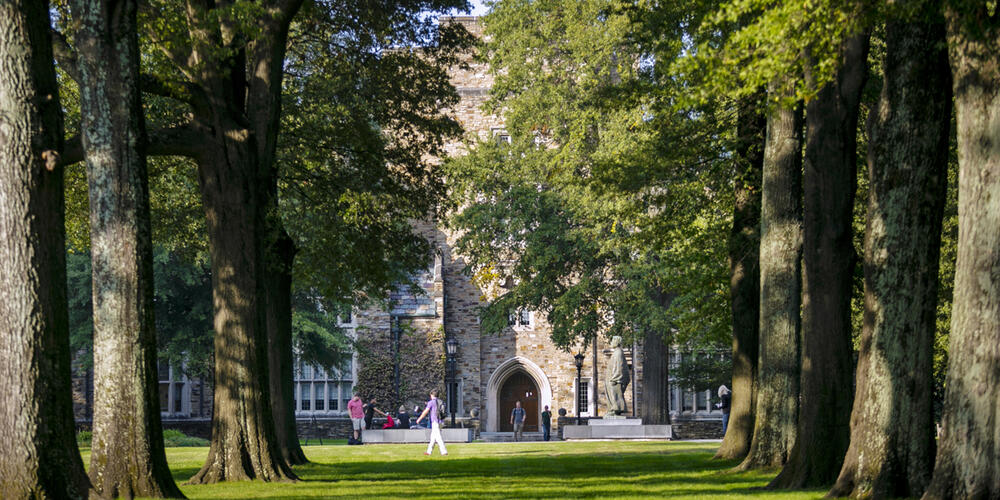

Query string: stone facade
397 17 655 433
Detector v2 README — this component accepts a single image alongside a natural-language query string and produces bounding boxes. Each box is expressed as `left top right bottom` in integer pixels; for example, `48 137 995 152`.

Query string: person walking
717 385 732 435
416 389 447 456
510 400 526 442
541 405 552 441
347 393 365 444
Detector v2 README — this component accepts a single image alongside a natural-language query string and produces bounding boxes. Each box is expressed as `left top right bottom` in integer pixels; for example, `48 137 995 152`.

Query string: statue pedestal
588 417 642 425
562 417 672 440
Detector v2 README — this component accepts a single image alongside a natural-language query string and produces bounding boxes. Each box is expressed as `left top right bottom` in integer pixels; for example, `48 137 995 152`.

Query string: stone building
330 16 728 436
72 16 726 439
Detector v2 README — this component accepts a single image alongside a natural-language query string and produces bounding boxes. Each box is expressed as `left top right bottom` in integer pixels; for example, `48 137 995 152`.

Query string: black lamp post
574 352 585 425
446 337 459 427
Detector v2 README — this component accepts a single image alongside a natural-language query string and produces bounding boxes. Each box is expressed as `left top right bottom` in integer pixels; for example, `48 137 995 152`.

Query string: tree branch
62 134 84 166
147 124 209 159
137 1 198 81
61 124 207 166
50 28 80 83
140 73 201 107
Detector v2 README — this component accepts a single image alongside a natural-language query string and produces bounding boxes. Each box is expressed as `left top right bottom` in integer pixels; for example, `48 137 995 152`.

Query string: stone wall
296 418 355 441
670 419 724 440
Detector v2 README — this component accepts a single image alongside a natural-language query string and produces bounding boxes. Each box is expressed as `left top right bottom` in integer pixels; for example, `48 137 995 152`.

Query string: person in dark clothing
395 406 411 429
718 385 732 435
364 398 385 430
541 405 552 441
510 400 526 441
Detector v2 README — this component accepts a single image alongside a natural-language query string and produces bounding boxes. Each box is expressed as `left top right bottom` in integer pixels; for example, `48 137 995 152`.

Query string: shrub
77 429 207 448
76 431 92 447
162 429 209 447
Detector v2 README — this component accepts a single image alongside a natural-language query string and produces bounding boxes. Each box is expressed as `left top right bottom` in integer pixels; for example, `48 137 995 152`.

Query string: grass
81 441 828 499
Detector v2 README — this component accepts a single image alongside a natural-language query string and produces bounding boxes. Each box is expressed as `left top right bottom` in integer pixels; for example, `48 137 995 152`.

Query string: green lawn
81 441 828 499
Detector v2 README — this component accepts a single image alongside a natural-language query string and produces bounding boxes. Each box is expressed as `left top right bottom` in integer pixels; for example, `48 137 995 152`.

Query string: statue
604 336 629 415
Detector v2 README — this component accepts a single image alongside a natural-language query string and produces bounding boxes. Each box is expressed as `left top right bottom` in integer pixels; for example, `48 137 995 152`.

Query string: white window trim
574 377 595 417
509 309 534 331
159 363 191 418
337 310 356 328
491 127 511 144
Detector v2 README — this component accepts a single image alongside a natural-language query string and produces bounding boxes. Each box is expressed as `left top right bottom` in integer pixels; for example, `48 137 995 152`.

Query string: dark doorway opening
498 371 539 432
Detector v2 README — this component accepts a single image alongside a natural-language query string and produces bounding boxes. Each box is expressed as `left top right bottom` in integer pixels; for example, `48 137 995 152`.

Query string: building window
158 360 190 417
508 309 532 329
667 348 729 419
492 127 511 145
294 358 354 416
576 378 593 416
340 381 352 411
337 311 354 326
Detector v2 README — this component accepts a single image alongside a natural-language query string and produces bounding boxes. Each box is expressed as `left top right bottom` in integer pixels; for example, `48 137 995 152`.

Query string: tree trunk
267 228 306 466
739 91 803 470
73 0 185 496
922 8 1000 500
771 31 869 489
829 14 950 499
250 3 306 469
641 330 670 425
187 118 295 483
717 90 766 460
0 1 92 497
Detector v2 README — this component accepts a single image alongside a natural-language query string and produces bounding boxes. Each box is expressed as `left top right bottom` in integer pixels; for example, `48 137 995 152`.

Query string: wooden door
498 371 539 432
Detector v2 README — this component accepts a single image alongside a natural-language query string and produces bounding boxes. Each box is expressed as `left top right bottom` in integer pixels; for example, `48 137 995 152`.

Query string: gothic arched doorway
498 371 539 432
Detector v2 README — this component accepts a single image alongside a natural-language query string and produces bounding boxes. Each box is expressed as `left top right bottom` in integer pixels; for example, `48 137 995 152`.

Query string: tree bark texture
186 113 294 483
923 8 1000 500
73 0 185 496
771 32 869 489
739 93 803 470
829 15 950 499
717 91 766 460
266 228 306 466
0 1 92 497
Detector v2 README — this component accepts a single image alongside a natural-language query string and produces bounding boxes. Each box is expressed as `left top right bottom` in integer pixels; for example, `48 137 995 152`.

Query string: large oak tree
0 0 92 497
830 6 951 497
739 92 802 470
923 3 1000 498
716 91 765 460
70 0 186 495
771 29 869 489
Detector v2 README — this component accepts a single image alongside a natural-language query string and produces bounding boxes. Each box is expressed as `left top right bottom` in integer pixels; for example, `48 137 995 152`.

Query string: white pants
427 422 447 455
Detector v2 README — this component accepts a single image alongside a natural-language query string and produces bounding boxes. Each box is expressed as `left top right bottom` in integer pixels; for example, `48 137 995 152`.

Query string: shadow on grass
172 444 822 499
283 451 762 497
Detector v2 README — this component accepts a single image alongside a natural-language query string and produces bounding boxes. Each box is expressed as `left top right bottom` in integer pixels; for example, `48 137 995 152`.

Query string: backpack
436 397 446 420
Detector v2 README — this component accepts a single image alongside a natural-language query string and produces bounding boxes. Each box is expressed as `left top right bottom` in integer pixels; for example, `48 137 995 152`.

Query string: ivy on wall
355 321 445 416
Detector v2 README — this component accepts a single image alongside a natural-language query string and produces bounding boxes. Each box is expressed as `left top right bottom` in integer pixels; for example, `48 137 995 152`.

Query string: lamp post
446 337 459 427
574 352 585 425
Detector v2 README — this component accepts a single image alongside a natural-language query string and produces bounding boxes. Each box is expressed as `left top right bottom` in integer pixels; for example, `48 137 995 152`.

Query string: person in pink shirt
347 393 365 445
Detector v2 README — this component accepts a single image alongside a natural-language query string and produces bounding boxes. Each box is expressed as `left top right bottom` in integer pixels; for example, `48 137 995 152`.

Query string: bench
360 428 474 444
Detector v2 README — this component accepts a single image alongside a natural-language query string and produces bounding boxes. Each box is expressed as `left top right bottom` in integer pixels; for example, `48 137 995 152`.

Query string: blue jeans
722 412 730 435
543 424 550 441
